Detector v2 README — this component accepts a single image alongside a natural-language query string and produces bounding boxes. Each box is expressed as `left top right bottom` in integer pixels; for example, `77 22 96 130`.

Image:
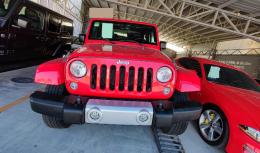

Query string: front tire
162 122 188 135
42 115 70 128
42 85 70 128
161 91 189 135
197 106 229 148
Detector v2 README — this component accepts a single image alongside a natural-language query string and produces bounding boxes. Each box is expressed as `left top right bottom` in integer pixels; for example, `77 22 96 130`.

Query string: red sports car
177 57 260 153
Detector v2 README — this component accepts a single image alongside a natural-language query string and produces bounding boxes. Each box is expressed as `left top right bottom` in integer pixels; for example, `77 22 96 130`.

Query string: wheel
162 122 188 135
42 85 70 128
42 115 70 128
197 106 229 148
45 84 67 96
161 91 189 135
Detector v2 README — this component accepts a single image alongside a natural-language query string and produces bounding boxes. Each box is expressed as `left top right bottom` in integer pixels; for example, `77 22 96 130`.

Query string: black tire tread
42 85 70 128
162 91 189 135
42 115 70 128
166 122 189 135
45 85 65 96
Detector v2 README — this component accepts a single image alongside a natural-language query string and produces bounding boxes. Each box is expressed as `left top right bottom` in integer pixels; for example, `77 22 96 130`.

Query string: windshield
0 0 15 17
89 21 157 45
204 64 260 92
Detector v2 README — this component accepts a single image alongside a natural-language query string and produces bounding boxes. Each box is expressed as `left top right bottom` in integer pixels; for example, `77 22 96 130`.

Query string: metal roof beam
251 12 260 18
218 0 238 8
161 9 214 39
160 2 213 37
104 0 260 42
144 0 150 8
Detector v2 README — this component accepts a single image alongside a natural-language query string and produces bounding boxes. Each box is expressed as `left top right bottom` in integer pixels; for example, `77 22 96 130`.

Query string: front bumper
227 126 260 153
30 91 202 127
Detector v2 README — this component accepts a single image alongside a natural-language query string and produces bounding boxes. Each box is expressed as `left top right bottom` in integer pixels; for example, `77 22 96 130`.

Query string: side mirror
78 34 85 44
17 16 29 28
160 41 167 51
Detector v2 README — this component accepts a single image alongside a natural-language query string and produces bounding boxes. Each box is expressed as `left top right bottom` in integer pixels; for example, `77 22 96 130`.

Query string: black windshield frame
204 64 259 92
88 20 158 45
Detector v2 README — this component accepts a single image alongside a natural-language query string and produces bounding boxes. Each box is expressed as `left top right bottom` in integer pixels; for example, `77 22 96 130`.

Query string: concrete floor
0 66 225 153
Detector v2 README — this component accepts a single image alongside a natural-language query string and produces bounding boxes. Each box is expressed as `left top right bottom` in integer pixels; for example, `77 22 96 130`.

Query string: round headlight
70 60 87 78
157 67 172 83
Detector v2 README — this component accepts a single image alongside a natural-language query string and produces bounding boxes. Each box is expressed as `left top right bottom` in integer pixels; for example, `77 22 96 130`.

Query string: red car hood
69 44 172 64
212 83 260 128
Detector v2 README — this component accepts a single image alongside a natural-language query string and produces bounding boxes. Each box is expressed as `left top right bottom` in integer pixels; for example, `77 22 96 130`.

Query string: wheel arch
202 102 229 122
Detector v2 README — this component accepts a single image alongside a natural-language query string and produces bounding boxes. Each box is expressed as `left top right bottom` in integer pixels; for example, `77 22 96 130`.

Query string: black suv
0 0 73 63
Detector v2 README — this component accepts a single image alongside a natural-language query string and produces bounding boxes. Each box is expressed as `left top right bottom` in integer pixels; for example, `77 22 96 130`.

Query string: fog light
70 82 78 90
88 108 102 122
163 87 171 95
137 110 151 125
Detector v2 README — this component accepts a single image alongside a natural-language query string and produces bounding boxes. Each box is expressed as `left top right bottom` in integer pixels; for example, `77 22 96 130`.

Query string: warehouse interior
29 0 260 79
0 0 259 153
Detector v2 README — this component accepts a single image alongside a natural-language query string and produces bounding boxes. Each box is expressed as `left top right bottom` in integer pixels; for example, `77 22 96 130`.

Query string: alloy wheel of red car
199 109 224 141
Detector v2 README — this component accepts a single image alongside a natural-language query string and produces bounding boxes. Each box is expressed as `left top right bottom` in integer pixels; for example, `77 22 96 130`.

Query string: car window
14 6 44 31
204 64 260 92
178 58 202 78
0 0 15 17
61 20 73 35
48 15 61 33
89 21 157 45
207 66 220 79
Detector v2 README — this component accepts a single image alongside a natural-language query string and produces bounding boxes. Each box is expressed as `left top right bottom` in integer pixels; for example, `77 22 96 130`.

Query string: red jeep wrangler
30 18 201 135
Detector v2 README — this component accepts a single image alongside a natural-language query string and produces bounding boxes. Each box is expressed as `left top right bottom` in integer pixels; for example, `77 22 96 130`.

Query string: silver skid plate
85 99 153 126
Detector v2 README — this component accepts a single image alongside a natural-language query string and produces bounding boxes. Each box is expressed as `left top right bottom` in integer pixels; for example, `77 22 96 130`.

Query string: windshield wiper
98 37 115 44
117 39 143 46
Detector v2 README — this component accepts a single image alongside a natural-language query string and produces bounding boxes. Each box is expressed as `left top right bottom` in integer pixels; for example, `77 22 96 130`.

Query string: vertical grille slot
119 66 126 91
90 64 97 89
128 67 135 91
137 68 144 92
109 65 116 90
146 68 153 92
100 65 107 90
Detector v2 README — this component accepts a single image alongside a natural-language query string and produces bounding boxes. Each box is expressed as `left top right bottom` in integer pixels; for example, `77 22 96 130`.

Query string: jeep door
8 4 46 61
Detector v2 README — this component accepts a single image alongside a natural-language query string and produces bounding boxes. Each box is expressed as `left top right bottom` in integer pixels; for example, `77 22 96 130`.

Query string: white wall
216 39 260 54
217 39 260 50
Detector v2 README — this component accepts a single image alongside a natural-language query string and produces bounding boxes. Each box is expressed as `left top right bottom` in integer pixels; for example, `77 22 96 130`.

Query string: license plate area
85 99 153 126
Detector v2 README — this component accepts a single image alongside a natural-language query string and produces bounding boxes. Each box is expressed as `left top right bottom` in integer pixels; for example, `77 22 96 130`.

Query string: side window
61 20 73 35
48 15 61 33
189 59 202 78
178 58 202 78
207 66 220 79
14 6 44 31
178 58 190 69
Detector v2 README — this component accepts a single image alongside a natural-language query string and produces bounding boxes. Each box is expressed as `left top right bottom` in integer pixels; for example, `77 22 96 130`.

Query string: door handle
11 24 21 29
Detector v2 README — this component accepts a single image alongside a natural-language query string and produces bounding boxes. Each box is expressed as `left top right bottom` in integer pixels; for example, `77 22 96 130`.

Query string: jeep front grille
90 64 153 92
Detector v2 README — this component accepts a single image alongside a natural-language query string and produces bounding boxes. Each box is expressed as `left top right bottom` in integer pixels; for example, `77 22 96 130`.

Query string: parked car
177 57 260 153
30 18 202 135
256 79 260 85
0 0 73 63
